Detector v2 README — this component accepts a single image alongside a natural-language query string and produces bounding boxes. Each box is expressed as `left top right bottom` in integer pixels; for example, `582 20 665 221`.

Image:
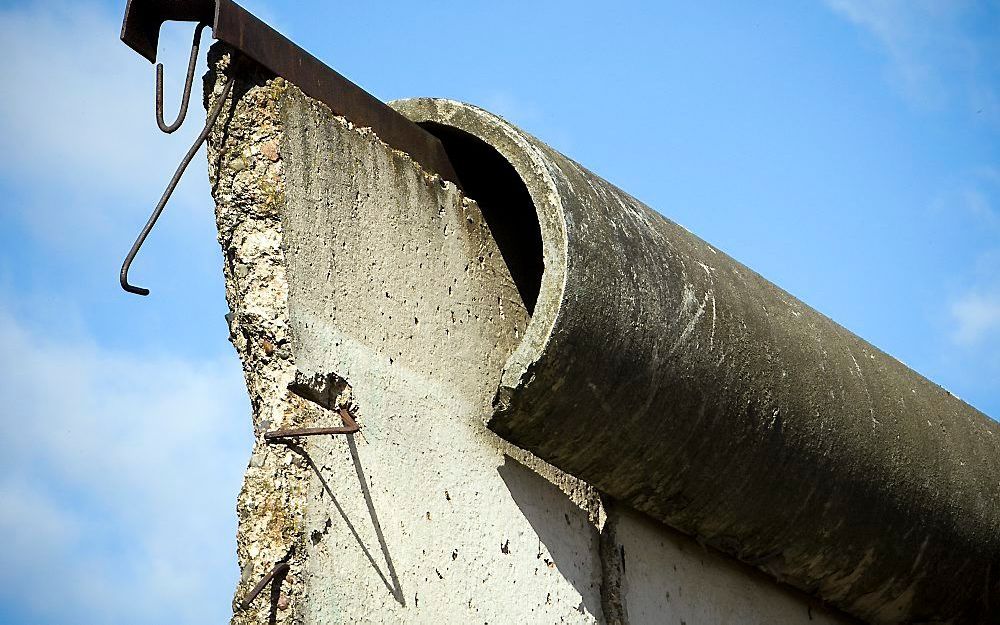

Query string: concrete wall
206 48 855 624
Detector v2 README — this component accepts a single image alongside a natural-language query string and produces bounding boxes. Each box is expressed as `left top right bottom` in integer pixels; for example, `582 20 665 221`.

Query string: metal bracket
264 407 360 442
120 70 234 295
121 0 458 184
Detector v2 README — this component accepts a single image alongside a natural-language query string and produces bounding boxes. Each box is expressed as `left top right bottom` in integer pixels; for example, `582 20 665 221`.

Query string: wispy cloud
0 307 251 624
0 2 215 247
949 249 1000 347
0 5 255 621
930 166 1000 227
951 290 1000 345
824 0 999 118
475 90 576 158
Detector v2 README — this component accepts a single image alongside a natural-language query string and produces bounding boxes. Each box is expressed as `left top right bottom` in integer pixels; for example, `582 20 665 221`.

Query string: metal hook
155 22 207 133
120 75 234 296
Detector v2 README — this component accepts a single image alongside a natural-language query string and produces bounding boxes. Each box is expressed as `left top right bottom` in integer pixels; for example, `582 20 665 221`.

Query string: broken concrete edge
391 99 1000 623
203 49 301 623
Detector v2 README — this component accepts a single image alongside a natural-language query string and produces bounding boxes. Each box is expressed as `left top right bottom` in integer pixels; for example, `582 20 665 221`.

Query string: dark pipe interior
419 122 543 315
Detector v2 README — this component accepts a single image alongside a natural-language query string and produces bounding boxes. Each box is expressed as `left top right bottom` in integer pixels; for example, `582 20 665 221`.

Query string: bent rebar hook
120 22 230 296
120 61 232 296
155 22 207 134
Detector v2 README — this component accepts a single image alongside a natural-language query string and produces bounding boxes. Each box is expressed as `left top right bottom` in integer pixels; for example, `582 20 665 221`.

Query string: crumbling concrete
207 47 865 624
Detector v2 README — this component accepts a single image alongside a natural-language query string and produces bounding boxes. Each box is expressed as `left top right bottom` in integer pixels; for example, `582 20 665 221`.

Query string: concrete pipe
392 98 1000 625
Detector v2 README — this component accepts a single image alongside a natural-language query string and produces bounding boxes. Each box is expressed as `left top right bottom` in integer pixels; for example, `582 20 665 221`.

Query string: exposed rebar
155 22 208 134
120 74 234 296
265 407 360 442
237 561 290 611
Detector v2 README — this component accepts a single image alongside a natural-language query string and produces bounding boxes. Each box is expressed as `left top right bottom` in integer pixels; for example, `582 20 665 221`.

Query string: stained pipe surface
394 98 1000 625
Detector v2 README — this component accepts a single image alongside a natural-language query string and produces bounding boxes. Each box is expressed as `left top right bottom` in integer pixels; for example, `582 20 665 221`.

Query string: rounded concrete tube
393 98 1000 625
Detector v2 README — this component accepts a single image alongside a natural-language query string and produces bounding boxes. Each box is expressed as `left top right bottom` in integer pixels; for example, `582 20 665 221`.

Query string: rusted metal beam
120 0 459 185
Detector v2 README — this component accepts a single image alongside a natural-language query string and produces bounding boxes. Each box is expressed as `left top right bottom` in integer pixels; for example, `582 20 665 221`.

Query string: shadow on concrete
286 439 406 606
497 454 603 619
346 435 406 605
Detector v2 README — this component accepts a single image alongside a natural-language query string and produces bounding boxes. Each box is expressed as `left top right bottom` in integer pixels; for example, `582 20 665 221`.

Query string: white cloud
952 291 1000 345
0 308 252 624
0 2 206 188
930 166 1000 227
0 2 216 247
960 186 997 224
824 0 999 118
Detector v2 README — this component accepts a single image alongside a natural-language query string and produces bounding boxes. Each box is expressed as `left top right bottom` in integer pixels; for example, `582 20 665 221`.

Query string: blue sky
0 1 997 623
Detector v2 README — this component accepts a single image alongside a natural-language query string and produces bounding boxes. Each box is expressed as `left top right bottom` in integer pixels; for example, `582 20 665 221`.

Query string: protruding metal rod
265 407 360 442
120 75 234 295
238 561 290 611
155 22 207 134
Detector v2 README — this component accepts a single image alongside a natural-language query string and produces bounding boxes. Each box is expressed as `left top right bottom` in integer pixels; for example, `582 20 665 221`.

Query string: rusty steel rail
119 0 459 296
264 407 360 442
121 0 457 183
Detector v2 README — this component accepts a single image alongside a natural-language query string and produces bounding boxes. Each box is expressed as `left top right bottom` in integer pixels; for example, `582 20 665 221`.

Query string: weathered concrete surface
206 49 861 624
276 79 610 625
207 49 605 624
394 99 1000 625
